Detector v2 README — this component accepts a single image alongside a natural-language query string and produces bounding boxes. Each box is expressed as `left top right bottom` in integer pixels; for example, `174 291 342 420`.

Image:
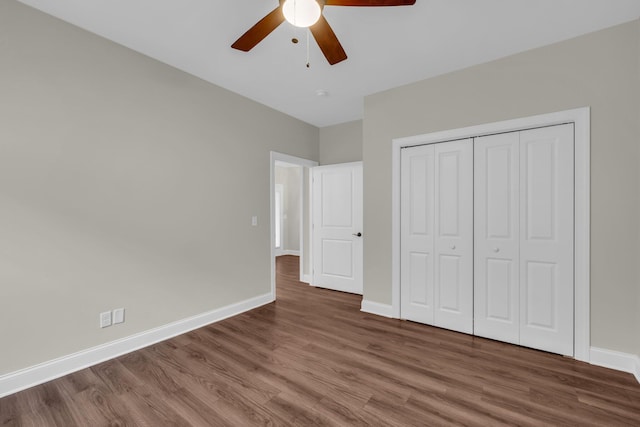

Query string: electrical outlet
113 308 125 324
251 215 258 226
100 311 112 328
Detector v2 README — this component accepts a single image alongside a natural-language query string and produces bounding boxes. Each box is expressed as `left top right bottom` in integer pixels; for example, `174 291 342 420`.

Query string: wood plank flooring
2 254 640 426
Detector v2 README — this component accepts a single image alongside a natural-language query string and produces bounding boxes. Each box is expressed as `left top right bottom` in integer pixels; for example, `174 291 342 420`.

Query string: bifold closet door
518 125 574 356
474 132 520 345
401 139 473 334
474 124 574 356
400 144 435 325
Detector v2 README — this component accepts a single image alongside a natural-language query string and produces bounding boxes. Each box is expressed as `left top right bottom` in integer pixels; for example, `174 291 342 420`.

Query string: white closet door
400 145 435 324
474 132 520 344
434 139 474 334
519 124 574 356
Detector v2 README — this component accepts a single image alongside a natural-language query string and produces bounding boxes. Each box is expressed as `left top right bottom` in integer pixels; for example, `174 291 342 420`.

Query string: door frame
270 152 318 300
391 107 590 362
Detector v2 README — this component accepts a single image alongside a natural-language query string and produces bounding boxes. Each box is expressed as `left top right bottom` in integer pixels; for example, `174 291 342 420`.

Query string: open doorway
270 152 318 299
274 164 299 258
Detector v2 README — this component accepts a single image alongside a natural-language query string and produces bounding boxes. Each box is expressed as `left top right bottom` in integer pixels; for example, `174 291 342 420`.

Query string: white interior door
312 162 363 294
401 139 473 334
400 144 435 325
519 124 574 356
474 132 520 344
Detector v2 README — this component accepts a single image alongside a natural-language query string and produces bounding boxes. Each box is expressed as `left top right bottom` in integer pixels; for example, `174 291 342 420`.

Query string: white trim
0 292 273 399
312 161 364 170
306 168 314 284
572 109 591 362
391 107 591 362
590 347 640 383
270 152 318 299
391 136 402 318
361 300 394 318
299 165 306 282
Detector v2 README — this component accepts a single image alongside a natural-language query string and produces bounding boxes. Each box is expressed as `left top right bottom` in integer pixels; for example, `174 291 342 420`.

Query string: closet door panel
400 145 435 324
434 139 473 334
474 132 520 344
519 124 574 356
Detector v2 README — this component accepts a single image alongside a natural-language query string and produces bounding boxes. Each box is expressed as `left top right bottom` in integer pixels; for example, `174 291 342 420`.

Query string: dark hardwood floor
2 254 640 426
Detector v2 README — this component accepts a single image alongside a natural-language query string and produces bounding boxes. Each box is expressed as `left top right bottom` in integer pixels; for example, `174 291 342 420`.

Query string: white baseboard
590 347 640 384
301 274 312 284
361 300 394 318
0 292 274 399
275 250 300 256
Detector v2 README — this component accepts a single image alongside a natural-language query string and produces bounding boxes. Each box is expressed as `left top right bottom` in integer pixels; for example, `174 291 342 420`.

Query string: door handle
352 232 362 237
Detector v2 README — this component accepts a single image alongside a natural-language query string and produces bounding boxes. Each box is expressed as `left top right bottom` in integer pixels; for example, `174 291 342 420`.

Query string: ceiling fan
232 0 417 65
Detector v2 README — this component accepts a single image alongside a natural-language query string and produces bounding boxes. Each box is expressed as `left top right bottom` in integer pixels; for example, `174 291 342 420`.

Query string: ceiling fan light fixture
282 0 321 28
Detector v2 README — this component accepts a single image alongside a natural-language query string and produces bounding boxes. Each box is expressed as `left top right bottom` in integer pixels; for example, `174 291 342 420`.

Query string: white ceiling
16 0 640 127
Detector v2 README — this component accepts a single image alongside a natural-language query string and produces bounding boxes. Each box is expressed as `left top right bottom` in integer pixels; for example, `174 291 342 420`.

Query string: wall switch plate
100 311 112 328
251 215 258 226
113 308 125 324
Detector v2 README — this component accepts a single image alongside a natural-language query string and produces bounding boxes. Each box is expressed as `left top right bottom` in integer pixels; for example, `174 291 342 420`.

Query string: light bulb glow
282 0 321 28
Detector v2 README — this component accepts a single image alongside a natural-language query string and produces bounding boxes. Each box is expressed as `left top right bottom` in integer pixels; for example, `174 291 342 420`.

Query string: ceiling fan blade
324 0 415 6
231 6 285 52
309 15 347 65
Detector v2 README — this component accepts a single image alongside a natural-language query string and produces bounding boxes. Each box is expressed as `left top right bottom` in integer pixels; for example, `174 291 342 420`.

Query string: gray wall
0 0 318 375
319 120 363 165
275 166 301 252
363 20 640 355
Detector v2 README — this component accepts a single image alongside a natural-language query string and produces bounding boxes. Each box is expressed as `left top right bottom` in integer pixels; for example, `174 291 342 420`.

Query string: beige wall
0 0 318 375
363 20 640 355
319 120 363 165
